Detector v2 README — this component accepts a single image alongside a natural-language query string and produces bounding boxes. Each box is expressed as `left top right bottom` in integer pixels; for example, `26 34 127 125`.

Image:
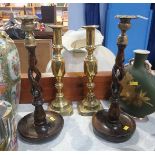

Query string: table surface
16 101 155 151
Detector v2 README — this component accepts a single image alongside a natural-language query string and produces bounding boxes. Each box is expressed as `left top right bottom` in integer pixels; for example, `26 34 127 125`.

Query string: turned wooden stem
26 46 47 127
108 17 132 123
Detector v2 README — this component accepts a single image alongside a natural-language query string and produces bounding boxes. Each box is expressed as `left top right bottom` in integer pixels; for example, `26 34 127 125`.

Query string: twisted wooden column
92 15 137 143
17 15 64 143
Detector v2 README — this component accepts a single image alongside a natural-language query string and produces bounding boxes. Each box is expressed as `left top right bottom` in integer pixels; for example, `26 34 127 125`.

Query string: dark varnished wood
18 111 64 143
92 16 136 143
17 16 64 143
92 110 136 143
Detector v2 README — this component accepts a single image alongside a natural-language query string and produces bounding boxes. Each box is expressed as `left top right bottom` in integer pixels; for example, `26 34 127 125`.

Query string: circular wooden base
17 111 64 144
92 110 136 143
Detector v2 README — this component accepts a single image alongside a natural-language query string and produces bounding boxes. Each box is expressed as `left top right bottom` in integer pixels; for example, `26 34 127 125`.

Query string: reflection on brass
48 25 73 116
78 25 103 116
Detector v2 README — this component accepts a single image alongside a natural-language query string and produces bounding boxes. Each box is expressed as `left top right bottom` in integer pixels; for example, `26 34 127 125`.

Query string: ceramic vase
120 49 155 118
0 31 20 150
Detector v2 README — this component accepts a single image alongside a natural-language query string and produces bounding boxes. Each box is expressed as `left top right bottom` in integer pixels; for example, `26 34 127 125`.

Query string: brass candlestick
78 25 103 116
92 15 137 143
16 16 64 143
48 25 73 116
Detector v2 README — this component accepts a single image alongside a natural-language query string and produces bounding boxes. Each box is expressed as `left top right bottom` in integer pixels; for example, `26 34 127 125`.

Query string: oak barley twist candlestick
48 25 73 116
78 25 103 116
16 16 64 143
92 15 137 143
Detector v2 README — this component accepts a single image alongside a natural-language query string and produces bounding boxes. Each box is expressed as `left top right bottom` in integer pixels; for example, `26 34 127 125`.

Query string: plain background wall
68 3 85 30
68 3 152 63
105 3 152 63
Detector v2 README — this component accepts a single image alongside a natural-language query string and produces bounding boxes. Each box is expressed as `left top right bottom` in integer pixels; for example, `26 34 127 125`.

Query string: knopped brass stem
48 25 73 116
78 25 103 116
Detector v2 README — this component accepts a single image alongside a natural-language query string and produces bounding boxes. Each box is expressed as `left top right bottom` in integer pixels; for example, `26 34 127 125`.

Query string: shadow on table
137 115 155 135
88 121 141 151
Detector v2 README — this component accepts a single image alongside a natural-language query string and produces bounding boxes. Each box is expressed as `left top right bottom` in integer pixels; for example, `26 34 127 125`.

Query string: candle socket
78 25 103 116
48 25 73 116
16 16 64 143
92 15 137 143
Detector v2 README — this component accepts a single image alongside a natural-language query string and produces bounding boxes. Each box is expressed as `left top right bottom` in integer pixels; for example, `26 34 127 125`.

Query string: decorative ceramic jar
0 31 20 150
0 100 17 151
120 49 155 118
0 31 21 111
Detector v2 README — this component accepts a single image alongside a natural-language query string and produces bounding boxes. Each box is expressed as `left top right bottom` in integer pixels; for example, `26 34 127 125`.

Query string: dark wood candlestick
92 15 137 143
16 15 64 143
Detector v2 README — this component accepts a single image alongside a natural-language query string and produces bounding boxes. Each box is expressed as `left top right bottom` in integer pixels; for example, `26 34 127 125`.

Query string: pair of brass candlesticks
48 25 103 116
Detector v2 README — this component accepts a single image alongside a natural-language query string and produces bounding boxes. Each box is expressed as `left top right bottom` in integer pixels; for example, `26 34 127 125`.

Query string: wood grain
20 71 112 104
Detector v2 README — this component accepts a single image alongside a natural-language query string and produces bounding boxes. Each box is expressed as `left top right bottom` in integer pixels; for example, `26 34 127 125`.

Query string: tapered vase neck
133 50 150 69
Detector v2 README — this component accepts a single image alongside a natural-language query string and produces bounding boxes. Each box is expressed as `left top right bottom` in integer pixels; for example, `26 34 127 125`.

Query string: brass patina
48 25 73 116
78 25 103 116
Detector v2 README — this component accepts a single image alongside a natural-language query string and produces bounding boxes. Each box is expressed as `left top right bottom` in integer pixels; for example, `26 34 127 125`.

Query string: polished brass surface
16 15 38 47
48 25 73 116
78 25 102 116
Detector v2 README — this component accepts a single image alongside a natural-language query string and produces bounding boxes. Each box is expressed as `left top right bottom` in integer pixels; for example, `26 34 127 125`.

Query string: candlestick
92 15 137 143
78 25 103 116
48 25 73 116
16 16 64 143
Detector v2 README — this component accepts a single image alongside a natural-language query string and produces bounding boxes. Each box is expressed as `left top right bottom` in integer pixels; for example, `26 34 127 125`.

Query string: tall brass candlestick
92 15 137 143
48 25 73 116
16 16 64 143
78 25 103 116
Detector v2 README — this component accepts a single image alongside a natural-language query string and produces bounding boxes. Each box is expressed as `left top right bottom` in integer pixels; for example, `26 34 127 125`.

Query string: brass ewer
48 25 73 116
78 25 103 116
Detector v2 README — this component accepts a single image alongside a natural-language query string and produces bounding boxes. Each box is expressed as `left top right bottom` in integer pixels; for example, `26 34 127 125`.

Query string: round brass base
49 98 73 116
17 111 64 144
92 110 136 143
78 98 103 116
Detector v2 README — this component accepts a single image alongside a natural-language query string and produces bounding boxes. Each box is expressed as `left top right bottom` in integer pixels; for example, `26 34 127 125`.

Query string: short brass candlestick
78 25 103 116
48 25 73 116
16 16 64 143
92 15 137 143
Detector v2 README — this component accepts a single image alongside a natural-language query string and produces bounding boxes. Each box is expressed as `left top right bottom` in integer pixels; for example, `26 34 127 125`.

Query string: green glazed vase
120 49 155 118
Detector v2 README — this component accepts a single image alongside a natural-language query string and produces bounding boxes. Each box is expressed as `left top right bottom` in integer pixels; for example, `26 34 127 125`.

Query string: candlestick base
17 111 64 144
92 109 136 143
49 97 73 116
78 98 103 116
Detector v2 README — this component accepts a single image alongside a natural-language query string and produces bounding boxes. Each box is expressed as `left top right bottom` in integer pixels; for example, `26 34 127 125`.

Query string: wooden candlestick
16 15 64 143
92 15 137 143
